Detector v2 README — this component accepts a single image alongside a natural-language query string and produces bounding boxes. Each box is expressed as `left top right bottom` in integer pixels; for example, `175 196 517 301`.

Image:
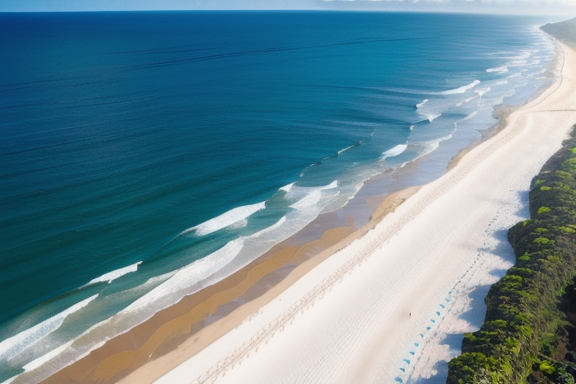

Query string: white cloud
323 0 574 3
319 0 576 15
0 0 574 14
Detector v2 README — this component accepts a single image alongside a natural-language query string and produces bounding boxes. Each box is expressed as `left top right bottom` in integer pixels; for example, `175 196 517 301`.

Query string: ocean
0 11 558 382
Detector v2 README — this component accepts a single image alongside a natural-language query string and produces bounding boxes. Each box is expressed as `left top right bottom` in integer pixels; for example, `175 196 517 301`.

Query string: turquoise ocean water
0 11 558 382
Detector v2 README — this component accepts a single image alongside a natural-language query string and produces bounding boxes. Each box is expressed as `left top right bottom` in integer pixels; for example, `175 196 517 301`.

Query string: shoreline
446 40 560 172
35 36 573 384
38 185 420 384
144 38 575 383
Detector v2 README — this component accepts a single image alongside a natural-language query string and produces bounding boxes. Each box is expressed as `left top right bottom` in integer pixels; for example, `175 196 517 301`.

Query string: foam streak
0 295 99 361
181 202 266 236
437 80 480 95
84 262 142 286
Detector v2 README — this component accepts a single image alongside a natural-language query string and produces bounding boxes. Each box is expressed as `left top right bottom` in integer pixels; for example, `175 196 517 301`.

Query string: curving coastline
121 35 575 384
36 186 420 384
30 21 576 384
448 124 576 383
447 17 576 384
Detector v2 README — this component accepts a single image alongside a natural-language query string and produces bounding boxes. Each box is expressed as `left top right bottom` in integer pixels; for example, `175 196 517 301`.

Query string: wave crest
381 144 408 160
121 239 244 315
84 262 142 286
0 295 99 362
437 80 480 95
181 202 266 236
486 65 509 73
416 99 428 109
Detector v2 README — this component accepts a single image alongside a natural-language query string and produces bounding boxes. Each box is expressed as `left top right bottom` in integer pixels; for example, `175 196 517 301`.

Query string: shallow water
0 11 557 382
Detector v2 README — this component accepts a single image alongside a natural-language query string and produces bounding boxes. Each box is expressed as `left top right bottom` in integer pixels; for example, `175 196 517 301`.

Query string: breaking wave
437 80 481 95
181 202 266 236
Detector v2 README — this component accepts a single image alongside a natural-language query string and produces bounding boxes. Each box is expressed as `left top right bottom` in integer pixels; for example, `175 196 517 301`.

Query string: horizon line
0 9 572 17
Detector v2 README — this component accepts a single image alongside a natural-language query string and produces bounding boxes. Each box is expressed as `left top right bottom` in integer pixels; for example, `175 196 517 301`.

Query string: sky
0 0 575 16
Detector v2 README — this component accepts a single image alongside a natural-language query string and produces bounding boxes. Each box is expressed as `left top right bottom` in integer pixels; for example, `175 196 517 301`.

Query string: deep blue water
0 11 556 382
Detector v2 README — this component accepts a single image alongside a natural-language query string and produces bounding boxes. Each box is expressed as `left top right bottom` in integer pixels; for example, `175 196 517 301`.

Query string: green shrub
533 237 554 246
537 206 551 214
447 124 576 384
518 252 531 261
539 360 555 375
555 170 572 180
556 226 576 233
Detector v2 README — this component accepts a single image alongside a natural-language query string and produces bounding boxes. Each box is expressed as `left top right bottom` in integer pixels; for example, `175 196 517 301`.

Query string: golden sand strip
143 39 575 384
36 187 416 384
37 37 576 384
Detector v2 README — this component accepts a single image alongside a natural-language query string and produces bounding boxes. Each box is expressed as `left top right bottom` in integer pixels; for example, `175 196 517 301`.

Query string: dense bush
447 126 576 384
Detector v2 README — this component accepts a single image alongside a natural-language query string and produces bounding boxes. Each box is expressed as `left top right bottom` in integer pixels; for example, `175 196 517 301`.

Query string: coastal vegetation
541 17 576 51
446 126 576 383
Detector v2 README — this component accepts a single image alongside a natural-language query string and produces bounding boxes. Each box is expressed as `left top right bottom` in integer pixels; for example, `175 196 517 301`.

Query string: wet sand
39 188 418 384
38 35 576 384
138 39 575 384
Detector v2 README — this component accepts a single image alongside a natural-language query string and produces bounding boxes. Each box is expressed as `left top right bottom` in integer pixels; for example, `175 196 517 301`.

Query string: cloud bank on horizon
0 0 574 16
322 0 575 15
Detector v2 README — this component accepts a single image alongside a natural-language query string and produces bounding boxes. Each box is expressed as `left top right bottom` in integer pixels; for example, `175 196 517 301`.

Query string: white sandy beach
121 38 576 384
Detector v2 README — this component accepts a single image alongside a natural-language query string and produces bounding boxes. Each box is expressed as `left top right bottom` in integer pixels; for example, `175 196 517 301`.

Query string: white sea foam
287 181 338 210
381 144 408 160
420 134 453 156
145 272 174 285
510 51 531 67
486 65 509 73
84 261 142 286
290 190 323 210
460 111 478 123
1 19 558 384
415 98 441 122
5 318 117 384
229 219 248 230
246 216 287 240
120 272 174 297
455 96 477 107
5 272 175 383
322 180 338 190
280 182 295 193
7 183 343 383
404 134 454 166
495 80 509 86
22 340 73 372
475 87 491 98
121 239 244 315
181 202 266 236
416 99 428 109
437 80 481 95
0 295 98 361
337 143 358 155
